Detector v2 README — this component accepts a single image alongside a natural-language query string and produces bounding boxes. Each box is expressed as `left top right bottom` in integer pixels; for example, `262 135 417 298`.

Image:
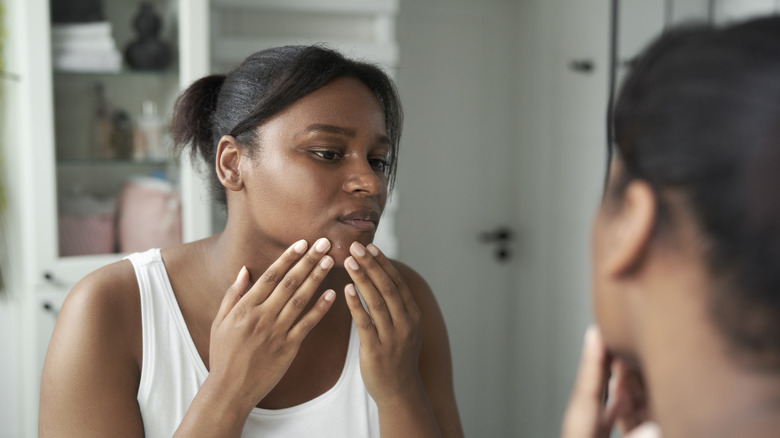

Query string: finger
343 283 380 344
288 289 337 342
243 239 309 306
263 238 332 314
623 422 661 438
276 254 335 326
213 266 251 328
349 242 409 318
366 243 420 316
562 326 611 438
344 255 393 332
604 361 629 428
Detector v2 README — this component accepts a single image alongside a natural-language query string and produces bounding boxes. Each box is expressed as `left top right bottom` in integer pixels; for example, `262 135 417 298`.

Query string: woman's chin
326 235 373 265
328 246 353 267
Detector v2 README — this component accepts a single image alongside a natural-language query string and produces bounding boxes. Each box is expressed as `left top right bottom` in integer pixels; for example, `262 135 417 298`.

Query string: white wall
0 0 26 436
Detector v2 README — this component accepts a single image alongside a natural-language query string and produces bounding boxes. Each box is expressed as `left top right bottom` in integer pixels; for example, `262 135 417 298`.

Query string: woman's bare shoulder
390 259 435 305
388 260 465 437
65 258 140 325
54 258 143 366
39 258 145 436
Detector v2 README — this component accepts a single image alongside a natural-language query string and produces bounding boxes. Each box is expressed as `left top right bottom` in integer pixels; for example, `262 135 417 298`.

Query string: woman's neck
204 223 353 313
638 293 780 438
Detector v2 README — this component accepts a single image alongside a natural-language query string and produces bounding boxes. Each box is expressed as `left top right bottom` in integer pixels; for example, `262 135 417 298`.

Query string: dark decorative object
124 2 172 70
51 0 105 23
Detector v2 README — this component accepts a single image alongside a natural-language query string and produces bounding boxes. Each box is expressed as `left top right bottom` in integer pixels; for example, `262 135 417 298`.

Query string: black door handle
479 226 514 262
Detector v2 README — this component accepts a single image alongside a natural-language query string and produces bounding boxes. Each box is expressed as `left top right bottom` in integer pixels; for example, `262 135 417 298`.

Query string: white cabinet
13 0 210 434
210 0 399 71
21 0 210 287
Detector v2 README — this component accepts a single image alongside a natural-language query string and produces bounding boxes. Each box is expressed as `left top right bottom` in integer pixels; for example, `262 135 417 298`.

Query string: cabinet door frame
15 0 210 435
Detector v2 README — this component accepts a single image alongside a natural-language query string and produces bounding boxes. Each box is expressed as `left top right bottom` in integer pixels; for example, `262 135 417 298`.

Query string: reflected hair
610 16 780 362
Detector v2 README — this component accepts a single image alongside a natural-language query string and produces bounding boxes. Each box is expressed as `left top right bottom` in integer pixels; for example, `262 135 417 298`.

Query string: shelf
212 0 399 14
57 158 174 166
54 68 178 78
212 36 398 67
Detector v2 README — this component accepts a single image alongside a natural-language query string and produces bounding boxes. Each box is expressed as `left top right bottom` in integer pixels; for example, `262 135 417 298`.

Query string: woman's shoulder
58 256 143 358
389 259 439 314
40 257 145 435
390 259 430 291
67 257 140 315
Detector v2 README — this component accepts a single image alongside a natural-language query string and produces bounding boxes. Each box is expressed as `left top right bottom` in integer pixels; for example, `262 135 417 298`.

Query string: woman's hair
611 16 780 361
171 45 403 206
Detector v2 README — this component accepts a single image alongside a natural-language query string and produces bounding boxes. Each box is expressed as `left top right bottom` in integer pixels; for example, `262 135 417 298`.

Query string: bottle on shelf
111 110 134 159
92 82 114 160
134 100 164 161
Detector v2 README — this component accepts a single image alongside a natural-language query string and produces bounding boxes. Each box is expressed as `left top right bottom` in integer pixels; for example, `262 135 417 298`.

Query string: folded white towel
51 21 113 40
53 49 122 73
52 37 116 53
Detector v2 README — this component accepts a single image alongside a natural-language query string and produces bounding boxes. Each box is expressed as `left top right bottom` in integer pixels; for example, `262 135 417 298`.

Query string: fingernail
345 257 360 271
237 265 247 281
320 256 333 269
293 240 307 254
324 290 336 301
315 238 330 252
346 284 357 297
351 241 366 257
367 244 379 257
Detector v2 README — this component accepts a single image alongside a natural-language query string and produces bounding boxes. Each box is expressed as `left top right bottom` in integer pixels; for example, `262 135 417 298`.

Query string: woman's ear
216 135 244 191
604 180 657 278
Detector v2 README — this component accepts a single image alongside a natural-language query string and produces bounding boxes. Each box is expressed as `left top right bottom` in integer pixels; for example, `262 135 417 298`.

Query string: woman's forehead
260 77 387 136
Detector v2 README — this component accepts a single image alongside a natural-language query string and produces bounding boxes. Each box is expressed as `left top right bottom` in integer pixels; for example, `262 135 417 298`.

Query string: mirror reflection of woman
39 46 464 438
563 16 780 438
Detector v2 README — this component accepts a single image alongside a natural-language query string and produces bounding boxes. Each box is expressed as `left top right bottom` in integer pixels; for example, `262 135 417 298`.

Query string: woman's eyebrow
295 123 356 138
295 123 391 145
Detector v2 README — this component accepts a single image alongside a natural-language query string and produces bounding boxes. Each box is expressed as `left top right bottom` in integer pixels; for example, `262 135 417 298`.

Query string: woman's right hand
205 238 336 414
561 326 660 438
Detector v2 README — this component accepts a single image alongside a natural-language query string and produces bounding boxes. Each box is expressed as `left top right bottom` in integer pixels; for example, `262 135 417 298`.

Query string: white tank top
126 249 380 437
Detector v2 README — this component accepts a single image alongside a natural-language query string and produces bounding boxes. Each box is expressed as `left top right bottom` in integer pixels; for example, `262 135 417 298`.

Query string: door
397 0 611 436
396 1 518 436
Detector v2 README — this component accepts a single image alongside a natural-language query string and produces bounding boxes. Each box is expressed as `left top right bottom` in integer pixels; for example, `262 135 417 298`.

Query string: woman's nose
343 159 383 196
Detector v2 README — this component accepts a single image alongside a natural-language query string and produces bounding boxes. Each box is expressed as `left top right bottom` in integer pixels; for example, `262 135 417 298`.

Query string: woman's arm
343 242 464 438
39 262 145 437
40 238 338 437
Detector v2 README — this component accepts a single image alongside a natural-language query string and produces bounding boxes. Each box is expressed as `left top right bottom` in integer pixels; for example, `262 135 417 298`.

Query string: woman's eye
369 158 390 172
313 150 339 160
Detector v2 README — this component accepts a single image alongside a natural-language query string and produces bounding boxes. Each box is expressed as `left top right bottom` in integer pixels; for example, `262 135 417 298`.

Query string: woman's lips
339 210 380 232
339 218 377 232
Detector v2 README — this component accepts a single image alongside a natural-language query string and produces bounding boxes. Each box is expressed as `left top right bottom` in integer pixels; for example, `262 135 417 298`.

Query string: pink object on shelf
58 214 116 256
117 177 182 253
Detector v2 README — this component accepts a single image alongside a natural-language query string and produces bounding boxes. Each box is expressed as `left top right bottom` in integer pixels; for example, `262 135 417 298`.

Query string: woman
39 46 463 437
562 16 780 438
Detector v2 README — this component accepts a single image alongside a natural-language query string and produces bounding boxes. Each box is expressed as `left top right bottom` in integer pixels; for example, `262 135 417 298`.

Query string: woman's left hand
343 241 424 405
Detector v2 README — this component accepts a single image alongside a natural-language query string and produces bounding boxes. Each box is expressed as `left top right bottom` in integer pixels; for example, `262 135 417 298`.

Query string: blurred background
1 0 778 436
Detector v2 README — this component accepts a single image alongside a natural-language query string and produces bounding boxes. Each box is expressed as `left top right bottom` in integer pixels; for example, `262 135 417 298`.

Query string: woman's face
590 160 632 354
238 76 390 263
